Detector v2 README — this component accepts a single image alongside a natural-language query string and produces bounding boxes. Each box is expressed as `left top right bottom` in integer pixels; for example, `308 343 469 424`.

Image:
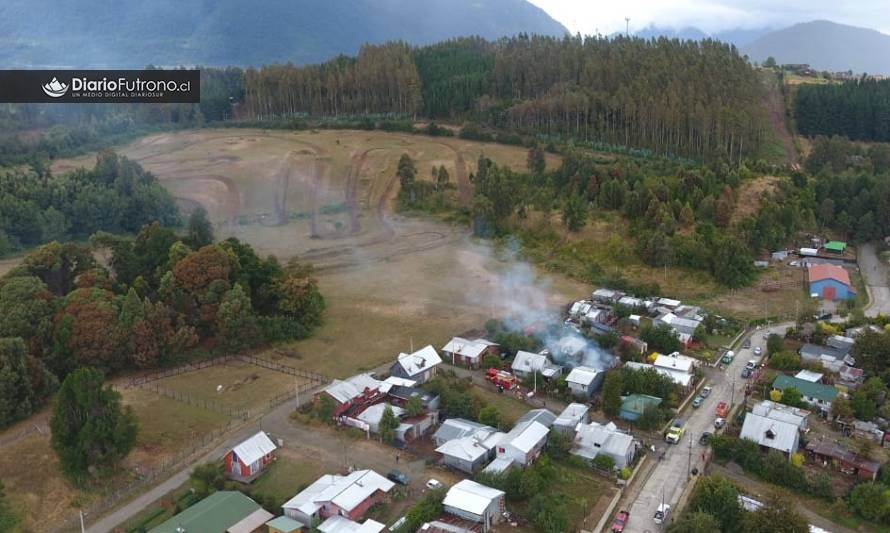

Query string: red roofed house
224 431 277 482
807 264 856 300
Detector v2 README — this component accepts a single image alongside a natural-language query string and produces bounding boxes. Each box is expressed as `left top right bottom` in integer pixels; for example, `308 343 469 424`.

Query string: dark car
742 339 751 349
699 432 713 444
611 510 629 532
741 367 752 379
387 470 410 485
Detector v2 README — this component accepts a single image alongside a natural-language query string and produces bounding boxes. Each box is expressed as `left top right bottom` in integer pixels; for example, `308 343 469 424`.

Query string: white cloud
529 0 890 36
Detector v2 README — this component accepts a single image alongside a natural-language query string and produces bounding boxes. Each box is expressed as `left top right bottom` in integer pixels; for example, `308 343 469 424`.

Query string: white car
753 346 762 356
426 479 443 490
653 503 671 524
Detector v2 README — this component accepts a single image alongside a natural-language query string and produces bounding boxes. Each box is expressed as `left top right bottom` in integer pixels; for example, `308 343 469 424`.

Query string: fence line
128 354 329 388
137 381 249 421
52 419 242 533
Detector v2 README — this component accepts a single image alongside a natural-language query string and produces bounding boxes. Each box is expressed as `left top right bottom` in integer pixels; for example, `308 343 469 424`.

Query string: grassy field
120 387 232 470
145 359 305 414
472 385 536 427
248 447 329 506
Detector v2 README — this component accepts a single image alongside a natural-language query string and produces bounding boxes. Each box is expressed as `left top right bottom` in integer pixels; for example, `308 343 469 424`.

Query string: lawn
508 462 611 532
241 448 329 508
471 385 536 427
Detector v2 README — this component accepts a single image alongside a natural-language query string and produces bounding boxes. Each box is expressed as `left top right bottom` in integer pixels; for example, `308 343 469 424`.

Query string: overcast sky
528 0 890 36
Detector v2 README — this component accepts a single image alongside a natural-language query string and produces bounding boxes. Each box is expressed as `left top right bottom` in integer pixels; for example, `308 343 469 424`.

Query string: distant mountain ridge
0 0 567 68
742 20 890 74
626 25 774 47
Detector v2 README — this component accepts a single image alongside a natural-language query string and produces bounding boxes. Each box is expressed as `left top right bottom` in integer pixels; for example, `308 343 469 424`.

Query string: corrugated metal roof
265 515 305 532
229 508 275 533
318 516 386 533
232 431 277 466
740 413 799 454
555 403 589 426
443 480 504 516
772 374 838 402
441 337 488 360
396 345 442 376
807 263 852 286
148 491 262 533
282 470 394 515
566 366 599 386
501 421 548 454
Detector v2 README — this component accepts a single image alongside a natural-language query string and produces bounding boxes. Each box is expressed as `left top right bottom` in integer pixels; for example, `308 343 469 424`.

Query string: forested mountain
620 26 772 47
743 20 890 74
0 0 566 68
795 78 890 142
246 36 771 162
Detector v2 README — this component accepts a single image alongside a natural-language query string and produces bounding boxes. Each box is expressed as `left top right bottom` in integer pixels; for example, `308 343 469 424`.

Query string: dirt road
858 243 890 317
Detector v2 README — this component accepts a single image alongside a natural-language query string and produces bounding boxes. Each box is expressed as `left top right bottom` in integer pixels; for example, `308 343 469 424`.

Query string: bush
768 351 800 370
619 467 632 480
482 354 501 370
592 454 615 471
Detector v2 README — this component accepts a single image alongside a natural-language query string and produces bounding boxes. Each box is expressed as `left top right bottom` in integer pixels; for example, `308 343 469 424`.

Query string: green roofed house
149 491 274 533
771 375 838 414
824 241 847 254
619 394 663 421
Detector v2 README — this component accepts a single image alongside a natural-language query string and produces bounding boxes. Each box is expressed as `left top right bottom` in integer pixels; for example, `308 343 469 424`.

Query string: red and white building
224 431 277 482
282 469 395 527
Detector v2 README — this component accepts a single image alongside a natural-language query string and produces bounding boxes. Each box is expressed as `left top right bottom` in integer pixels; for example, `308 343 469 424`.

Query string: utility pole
731 380 736 406
625 17 631 36
80 511 85 533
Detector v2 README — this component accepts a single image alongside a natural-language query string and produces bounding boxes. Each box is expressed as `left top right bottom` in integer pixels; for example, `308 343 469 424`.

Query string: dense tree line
795 77 890 141
241 35 769 162
0 219 325 429
244 42 422 118
0 150 179 255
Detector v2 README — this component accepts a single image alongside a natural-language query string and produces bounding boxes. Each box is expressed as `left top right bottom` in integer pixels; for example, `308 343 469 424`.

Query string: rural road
84 390 323 533
620 323 790 533
858 243 890 317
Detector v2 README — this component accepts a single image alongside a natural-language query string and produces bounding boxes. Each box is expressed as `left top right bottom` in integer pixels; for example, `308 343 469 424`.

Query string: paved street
620 323 790 533
858 243 890 317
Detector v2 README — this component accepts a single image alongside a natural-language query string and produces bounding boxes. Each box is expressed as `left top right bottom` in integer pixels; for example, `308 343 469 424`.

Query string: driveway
858 243 890 317
619 323 791 533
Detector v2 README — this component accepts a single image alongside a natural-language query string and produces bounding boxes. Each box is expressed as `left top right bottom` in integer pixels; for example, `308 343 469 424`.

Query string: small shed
565 366 604 398
554 403 589 434
442 480 506 532
824 241 847 254
224 431 277 483
619 394 662 422
266 515 306 533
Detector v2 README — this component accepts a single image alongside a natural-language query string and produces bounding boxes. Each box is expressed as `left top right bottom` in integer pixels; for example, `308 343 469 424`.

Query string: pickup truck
715 401 729 418
665 419 685 444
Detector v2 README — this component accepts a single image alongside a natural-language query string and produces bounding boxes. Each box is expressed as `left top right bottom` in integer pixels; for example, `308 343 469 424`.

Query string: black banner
0 70 200 103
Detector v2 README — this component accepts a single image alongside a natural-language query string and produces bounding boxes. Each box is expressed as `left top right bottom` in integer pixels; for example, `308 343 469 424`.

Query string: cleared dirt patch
731 175 783 225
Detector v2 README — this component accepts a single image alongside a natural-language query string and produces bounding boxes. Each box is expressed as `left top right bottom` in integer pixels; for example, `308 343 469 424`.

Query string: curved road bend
858 243 890 317
619 323 791 533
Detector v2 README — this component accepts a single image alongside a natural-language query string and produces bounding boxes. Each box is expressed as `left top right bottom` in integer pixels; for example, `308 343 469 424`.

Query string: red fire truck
485 368 517 390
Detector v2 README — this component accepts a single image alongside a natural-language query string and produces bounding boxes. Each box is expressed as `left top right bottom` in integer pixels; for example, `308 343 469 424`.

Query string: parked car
742 339 751 349
716 401 729 418
753 346 762 356
741 367 752 379
699 432 713 444
692 396 704 408
722 350 735 364
745 360 757 370
653 503 671 524
425 479 443 490
387 470 410 485
700 386 712 398
714 417 726 429
611 510 629 532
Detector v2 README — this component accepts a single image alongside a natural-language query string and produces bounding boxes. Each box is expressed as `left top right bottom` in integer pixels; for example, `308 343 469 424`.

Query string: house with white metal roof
565 366 604 398
515 408 557 428
495 420 549 466
441 337 499 368
442 480 506 532
433 418 493 447
282 470 394 526
224 431 277 482
740 412 800 457
571 421 635 469
554 403 589 434
435 431 504 473
356 403 405 434
319 374 384 417
751 400 810 431
652 352 697 374
317 515 386 533
390 345 442 383
624 361 694 389
511 351 561 379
